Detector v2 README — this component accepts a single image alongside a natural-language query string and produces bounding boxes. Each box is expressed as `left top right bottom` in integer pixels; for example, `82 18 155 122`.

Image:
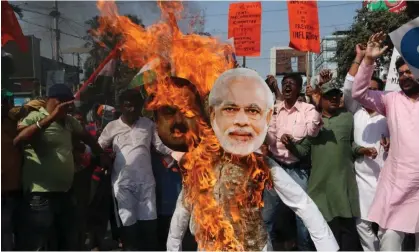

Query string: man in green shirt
284 80 377 251
13 84 111 250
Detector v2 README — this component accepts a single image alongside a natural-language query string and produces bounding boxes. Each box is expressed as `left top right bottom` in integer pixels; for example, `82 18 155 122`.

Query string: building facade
314 34 347 77
270 46 310 92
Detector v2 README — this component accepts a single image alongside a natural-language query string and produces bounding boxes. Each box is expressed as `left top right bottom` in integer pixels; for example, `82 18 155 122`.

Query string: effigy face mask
209 69 273 157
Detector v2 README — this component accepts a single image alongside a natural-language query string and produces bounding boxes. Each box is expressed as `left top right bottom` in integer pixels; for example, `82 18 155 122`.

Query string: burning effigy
94 1 338 251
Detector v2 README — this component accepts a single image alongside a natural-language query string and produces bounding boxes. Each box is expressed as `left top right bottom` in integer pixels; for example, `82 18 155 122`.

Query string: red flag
1 1 28 52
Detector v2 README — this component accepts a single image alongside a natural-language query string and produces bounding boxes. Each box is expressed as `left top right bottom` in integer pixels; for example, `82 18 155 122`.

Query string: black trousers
327 217 363 251
15 192 79 251
120 219 158 251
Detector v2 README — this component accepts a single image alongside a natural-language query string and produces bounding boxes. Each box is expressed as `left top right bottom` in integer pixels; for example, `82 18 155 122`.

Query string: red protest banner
287 1 320 53
228 2 261 57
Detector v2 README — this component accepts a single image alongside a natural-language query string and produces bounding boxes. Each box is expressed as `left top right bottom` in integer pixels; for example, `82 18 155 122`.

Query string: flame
94 1 271 250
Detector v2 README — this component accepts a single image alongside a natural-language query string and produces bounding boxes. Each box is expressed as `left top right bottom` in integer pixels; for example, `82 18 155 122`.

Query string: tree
83 15 143 80
81 15 143 108
334 7 409 81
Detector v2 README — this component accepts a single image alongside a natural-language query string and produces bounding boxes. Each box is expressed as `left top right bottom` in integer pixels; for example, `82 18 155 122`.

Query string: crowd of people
1 32 418 251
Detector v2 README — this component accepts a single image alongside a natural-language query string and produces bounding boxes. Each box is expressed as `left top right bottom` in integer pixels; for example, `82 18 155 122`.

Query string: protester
264 72 321 250
352 32 419 251
286 79 379 251
13 84 111 250
341 44 389 251
168 68 338 251
145 76 203 251
86 104 116 138
1 91 22 251
152 150 182 251
98 89 182 250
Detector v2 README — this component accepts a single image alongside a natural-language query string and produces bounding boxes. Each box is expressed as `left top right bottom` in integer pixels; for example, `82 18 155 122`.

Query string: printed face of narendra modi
209 69 274 156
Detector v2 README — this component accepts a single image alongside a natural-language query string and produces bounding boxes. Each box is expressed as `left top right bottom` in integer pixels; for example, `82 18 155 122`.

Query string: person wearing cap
283 79 377 251
352 32 419 251
13 84 111 250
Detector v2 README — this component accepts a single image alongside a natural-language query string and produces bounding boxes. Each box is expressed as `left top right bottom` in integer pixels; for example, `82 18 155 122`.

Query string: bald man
167 68 338 251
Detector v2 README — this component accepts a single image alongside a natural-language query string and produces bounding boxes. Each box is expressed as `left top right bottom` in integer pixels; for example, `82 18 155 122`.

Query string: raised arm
344 44 366 114
267 157 339 251
167 189 191 251
352 33 388 116
343 74 361 114
266 103 278 146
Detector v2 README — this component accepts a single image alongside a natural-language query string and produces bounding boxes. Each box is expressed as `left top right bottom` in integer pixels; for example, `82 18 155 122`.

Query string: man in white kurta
99 90 175 250
166 156 339 251
343 70 389 251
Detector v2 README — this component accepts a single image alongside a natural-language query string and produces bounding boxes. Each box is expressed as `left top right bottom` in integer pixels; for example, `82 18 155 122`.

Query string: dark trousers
15 192 79 251
157 215 198 251
328 217 363 251
120 220 158 251
262 166 315 251
1 192 21 251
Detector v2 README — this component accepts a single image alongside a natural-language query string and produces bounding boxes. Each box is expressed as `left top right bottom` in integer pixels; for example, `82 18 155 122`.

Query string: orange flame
94 1 271 250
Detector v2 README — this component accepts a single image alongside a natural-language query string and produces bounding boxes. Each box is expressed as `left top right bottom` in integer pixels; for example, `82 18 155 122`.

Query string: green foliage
83 15 144 81
335 7 410 81
80 14 144 110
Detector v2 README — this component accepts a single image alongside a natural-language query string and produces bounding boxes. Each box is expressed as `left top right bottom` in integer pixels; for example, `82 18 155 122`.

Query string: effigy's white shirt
166 157 339 251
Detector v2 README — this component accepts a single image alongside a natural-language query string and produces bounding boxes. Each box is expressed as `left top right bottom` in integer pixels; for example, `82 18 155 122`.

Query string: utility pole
50 0 60 62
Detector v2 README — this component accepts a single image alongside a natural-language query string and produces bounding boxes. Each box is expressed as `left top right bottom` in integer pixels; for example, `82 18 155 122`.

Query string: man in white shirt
98 89 180 250
341 44 389 251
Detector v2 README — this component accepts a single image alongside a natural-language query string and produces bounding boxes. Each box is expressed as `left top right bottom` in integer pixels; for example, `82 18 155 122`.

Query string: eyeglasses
397 69 412 76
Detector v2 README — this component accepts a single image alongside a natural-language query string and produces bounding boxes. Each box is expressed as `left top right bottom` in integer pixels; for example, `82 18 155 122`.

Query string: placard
228 2 262 57
287 1 320 53
385 49 401 91
389 17 419 79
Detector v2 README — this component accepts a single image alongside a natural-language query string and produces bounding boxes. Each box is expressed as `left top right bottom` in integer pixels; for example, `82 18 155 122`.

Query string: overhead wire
19 19 86 40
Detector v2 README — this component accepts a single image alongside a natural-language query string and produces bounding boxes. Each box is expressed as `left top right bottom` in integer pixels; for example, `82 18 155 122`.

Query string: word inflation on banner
287 1 320 53
390 17 419 79
228 2 261 57
385 49 401 91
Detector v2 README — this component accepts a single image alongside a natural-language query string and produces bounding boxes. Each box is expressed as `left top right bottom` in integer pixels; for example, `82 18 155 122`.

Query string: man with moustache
147 76 207 152
284 79 378 251
264 73 322 250
352 32 419 251
98 89 182 250
167 68 338 251
144 76 203 251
